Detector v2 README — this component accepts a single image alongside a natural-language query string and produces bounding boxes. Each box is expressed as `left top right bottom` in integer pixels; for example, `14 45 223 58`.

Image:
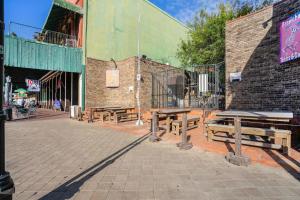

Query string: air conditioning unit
66 39 77 47
70 105 81 120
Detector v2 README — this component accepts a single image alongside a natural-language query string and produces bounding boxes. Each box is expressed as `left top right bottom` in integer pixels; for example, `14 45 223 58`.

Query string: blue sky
5 0 227 32
150 0 226 23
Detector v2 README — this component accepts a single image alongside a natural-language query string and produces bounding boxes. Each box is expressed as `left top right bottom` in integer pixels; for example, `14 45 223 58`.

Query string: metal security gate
151 63 224 109
152 69 185 108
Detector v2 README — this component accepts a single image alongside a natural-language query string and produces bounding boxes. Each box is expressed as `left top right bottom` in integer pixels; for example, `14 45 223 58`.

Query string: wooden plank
212 136 282 150
207 124 291 137
158 109 191 115
216 111 293 121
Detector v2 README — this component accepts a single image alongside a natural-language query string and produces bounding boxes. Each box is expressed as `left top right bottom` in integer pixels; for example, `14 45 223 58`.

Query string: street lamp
0 0 15 199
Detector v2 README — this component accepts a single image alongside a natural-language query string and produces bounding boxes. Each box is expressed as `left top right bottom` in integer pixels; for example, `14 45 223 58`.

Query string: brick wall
86 57 136 108
226 0 300 116
86 57 176 111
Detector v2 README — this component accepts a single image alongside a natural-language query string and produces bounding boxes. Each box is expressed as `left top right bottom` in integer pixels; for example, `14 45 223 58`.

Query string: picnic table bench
103 107 136 124
206 111 293 157
87 106 121 123
147 114 176 131
150 108 193 150
113 112 138 123
172 116 200 135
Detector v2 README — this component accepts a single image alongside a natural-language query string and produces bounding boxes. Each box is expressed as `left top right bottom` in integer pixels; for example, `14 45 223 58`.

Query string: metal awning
53 0 83 14
44 0 83 31
4 35 83 73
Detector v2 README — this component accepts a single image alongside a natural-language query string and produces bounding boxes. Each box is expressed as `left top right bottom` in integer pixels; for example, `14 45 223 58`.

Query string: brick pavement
6 117 300 200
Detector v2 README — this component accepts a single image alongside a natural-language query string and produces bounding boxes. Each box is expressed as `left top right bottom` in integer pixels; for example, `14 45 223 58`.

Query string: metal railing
8 22 78 48
151 63 225 109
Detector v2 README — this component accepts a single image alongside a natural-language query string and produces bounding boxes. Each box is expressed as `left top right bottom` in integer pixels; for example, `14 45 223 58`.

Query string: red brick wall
86 57 136 108
85 57 179 111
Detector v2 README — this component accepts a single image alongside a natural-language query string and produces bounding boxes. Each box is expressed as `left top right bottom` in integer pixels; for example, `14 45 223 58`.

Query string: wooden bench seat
99 111 110 123
206 123 292 155
171 116 200 135
114 112 138 123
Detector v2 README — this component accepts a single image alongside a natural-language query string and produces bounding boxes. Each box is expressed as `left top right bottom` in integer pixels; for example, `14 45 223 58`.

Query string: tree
177 0 277 67
177 4 235 67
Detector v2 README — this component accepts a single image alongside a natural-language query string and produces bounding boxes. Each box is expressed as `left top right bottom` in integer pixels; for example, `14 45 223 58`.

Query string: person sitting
53 99 62 111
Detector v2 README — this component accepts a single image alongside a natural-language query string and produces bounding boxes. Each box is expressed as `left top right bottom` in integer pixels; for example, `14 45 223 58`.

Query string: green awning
53 0 83 14
5 35 83 73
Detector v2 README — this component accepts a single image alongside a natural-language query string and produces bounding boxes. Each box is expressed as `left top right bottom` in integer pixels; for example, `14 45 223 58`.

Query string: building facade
45 0 188 110
84 0 188 67
5 0 188 111
225 0 300 116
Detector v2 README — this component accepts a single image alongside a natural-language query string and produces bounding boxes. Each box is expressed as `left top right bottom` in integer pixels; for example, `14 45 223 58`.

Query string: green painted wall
4 35 83 73
86 0 188 67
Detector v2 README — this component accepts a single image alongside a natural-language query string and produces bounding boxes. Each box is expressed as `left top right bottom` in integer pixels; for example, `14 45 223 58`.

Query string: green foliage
177 0 276 67
177 4 234 67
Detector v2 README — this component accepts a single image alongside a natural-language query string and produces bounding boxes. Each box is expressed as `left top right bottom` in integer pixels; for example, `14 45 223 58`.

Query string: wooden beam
212 136 282 150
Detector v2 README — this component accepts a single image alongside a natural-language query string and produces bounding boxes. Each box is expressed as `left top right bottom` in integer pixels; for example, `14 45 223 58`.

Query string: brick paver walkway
6 117 300 200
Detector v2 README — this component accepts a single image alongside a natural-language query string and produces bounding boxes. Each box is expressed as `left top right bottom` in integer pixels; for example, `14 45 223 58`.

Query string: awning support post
71 72 73 106
60 73 62 102
65 72 67 112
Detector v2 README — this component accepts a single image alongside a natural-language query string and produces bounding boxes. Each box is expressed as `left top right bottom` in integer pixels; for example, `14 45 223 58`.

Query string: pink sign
280 12 300 63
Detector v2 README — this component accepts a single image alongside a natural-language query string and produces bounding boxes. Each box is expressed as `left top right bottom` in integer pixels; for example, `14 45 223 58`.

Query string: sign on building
280 11 300 63
106 70 120 88
230 72 242 82
26 79 40 92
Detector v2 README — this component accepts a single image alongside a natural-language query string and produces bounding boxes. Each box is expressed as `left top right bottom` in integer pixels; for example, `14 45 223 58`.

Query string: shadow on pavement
263 149 300 181
37 133 150 200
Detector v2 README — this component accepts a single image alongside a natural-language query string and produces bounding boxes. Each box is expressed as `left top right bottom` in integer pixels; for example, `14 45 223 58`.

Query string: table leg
100 112 104 123
225 117 251 166
113 112 118 124
88 108 93 123
149 111 159 142
176 113 193 150
166 116 171 133
235 117 242 157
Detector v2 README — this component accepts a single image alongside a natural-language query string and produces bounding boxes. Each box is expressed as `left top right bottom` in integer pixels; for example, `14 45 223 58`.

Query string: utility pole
136 0 143 126
0 0 15 199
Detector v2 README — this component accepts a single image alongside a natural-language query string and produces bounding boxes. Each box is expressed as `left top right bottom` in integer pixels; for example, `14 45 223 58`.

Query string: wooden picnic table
88 106 121 123
104 107 135 123
150 108 193 150
215 110 293 166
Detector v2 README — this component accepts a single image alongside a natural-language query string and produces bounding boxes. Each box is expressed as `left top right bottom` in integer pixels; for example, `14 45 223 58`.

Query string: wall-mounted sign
280 12 300 63
230 72 242 82
106 70 119 88
137 74 141 81
25 79 40 92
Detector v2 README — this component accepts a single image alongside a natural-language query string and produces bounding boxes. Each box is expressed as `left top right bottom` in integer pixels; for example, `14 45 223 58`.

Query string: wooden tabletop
105 107 135 111
158 108 191 114
89 106 121 110
216 110 293 122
